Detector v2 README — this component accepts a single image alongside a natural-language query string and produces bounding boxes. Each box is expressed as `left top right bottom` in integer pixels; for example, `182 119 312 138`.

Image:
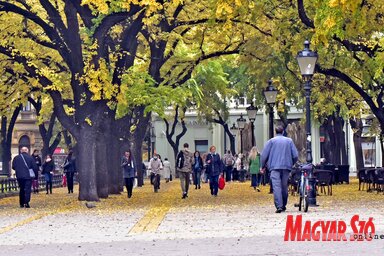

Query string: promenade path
0 179 383 255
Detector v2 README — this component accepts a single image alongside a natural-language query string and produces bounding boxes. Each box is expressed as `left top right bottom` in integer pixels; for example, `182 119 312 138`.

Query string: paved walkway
0 180 383 255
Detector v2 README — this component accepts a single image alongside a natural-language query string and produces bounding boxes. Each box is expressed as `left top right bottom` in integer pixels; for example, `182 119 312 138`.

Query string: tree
1 106 21 176
163 105 188 171
28 97 62 159
0 0 276 200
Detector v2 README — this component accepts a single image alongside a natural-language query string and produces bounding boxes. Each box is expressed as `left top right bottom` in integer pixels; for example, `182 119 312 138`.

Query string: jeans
66 172 74 193
152 174 160 192
270 169 290 209
32 178 39 193
209 175 219 196
239 169 246 182
44 173 53 193
251 174 259 187
232 169 238 181
193 169 201 187
124 177 134 198
225 166 233 182
17 178 32 206
179 172 190 194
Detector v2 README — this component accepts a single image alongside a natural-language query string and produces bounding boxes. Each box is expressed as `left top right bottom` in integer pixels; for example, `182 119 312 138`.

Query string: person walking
163 158 172 183
223 150 235 182
248 146 261 192
176 143 193 199
192 151 204 189
149 154 162 193
205 146 223 197
63 150 76 194
236 153 246 182
41 154 55 194
121 150 135 198
232 154 239 181
261 126 298 213
31 149 42 194
12 147 38 208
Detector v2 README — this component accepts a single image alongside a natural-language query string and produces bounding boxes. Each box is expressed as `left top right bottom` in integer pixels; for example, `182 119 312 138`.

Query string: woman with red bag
205 146 224 197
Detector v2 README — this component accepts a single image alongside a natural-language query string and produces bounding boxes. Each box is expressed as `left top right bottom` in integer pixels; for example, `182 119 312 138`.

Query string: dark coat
32 155 42 179
205 153 223 177
192 156 204 172
63 157 76 173
121 156 135 178
12 152 38 180
42 160 55 175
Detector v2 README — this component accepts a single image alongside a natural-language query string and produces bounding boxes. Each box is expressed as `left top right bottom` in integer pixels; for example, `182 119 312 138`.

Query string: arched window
18 135 31 153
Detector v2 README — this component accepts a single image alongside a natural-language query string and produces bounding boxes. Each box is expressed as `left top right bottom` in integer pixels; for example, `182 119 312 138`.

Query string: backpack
225 155 233 166
177 151 184 169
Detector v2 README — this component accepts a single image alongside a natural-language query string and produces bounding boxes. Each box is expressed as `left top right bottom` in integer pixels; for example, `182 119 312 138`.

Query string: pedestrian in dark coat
31 149 42 194
121 150 136 198
12 147 38 208
42 154 55 194
63 150 76 194
205 146 223 197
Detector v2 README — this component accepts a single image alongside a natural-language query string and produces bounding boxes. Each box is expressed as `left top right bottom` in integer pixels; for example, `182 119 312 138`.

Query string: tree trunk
350 118 364 170
96 130 109 198
335 117 348 165
132 113 151 186
77 127 99 201
1 106 21 176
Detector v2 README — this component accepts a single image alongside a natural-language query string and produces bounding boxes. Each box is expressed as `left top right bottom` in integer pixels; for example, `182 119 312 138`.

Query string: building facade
151 101 382 175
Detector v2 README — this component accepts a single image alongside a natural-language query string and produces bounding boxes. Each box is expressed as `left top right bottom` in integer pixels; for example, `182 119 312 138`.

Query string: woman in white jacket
162 158 172 182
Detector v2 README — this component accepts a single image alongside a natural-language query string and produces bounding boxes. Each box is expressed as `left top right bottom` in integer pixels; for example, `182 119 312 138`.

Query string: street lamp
263 80 278 139
237 114 246 181
230 123 238 136
237 113 246 154
297 39 318 206
246 102 258 147
150 125 156 158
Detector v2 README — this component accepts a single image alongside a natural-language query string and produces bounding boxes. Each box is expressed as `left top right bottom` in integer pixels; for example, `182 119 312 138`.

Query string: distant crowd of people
12 147 76 208
121 125 299 214
12 125 298 214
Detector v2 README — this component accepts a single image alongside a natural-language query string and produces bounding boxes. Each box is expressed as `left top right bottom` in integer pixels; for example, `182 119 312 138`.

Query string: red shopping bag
218 175 225 190
62 175 67 187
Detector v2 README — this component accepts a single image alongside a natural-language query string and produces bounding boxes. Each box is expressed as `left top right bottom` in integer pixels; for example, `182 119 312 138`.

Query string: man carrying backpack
176 143 193 199
223 150 235 182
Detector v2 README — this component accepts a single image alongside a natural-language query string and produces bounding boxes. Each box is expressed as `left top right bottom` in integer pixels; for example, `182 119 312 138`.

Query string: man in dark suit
12 147 38 208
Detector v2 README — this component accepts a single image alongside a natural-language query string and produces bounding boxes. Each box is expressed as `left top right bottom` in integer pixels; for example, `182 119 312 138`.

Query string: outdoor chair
314 170 333 196
323 164 337 184
338 165 350 184
366 168 377 192
358 168 368 191
373 168 384 194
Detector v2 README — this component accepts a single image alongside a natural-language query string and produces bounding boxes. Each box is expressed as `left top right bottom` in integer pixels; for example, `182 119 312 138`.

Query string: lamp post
150 125 156 158
237 114 246 181
263 80 278 139
246 102 258 147
237 114 246 154
296 39 318 206
230 123 238 154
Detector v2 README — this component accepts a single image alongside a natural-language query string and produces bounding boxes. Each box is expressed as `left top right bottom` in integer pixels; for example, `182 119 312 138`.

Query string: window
195 140 208 153
22 102 31 112
18 135 31 153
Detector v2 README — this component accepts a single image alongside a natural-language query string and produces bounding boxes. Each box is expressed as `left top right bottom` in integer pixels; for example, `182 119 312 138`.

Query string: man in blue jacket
12 147 38 208
261 126 298 213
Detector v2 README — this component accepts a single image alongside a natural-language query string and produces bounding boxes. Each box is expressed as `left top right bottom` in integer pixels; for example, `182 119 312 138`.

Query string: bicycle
294 163 313 212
